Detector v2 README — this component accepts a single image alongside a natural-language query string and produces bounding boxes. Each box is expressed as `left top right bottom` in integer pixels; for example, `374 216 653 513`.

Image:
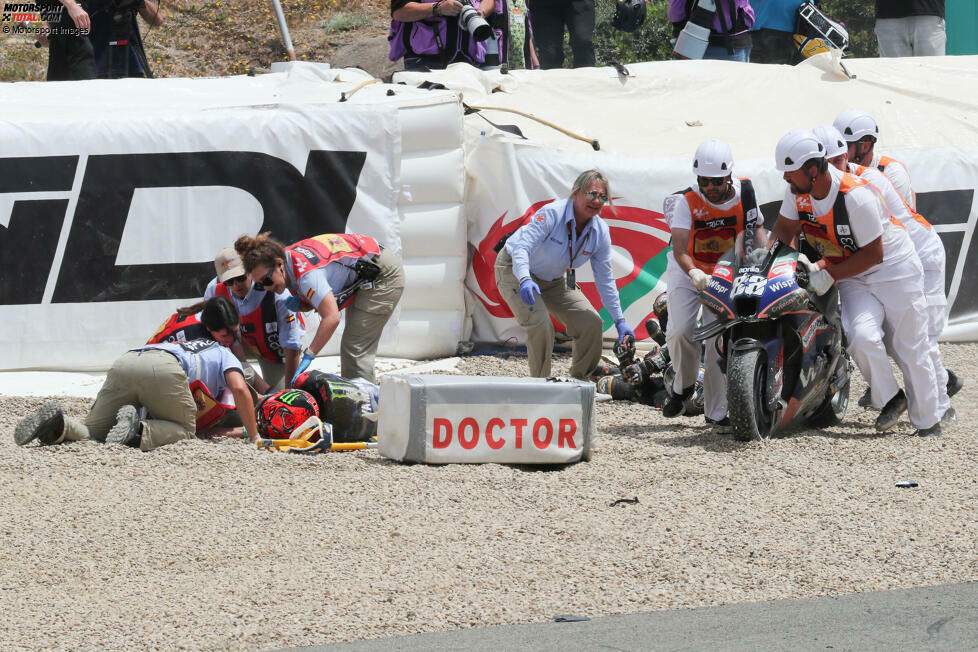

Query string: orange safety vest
852 162 932 230
679 178 758 274
795 172 877 265
213 283 303 364
876 154 901 174
286 234 382 310
147 312 210 345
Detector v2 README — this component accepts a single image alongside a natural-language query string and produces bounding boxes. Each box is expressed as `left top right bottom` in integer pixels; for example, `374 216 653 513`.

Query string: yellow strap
466 105 600 151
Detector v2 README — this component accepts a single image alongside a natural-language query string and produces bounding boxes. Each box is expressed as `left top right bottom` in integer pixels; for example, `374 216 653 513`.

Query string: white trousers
665 266 726 421
923 263 950 413
875 16 946 57
839 267 939 429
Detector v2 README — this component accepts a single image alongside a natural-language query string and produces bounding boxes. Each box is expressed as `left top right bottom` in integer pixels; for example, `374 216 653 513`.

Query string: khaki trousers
495 249 603 379
62 350 197 451
341 248 405 383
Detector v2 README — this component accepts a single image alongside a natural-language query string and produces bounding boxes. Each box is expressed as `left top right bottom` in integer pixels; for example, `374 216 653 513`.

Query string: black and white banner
0 106 400 370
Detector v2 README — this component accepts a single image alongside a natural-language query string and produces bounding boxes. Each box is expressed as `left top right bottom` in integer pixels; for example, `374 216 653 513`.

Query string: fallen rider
592 324 704 416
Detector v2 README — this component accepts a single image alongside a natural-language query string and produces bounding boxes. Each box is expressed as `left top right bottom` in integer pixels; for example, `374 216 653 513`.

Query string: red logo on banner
470 200 554 318
471 200 671 340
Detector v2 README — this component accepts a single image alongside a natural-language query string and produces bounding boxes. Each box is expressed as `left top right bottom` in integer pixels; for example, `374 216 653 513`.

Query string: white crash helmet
775 130 826 172
833 109 879 143
812 125 848 158
692 139 734 178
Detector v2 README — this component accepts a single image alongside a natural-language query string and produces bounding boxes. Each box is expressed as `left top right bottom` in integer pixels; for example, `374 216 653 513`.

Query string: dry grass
0 0 388 81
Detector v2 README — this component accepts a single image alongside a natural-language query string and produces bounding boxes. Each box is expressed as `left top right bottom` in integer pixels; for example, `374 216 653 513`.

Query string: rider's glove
614 320 635 346
623 361 647 387
688 268 709 291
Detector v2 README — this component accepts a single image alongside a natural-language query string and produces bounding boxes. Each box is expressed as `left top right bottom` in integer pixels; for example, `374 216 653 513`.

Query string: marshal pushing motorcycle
694 237 850 441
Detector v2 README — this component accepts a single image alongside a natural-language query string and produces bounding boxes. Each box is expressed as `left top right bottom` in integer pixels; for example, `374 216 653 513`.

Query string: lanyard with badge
566 222 588 290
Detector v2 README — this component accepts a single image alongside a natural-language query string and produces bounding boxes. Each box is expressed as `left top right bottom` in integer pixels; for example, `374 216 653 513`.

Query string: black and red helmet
256 389 320 440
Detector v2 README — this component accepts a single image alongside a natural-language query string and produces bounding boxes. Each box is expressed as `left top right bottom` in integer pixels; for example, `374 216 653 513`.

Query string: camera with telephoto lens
457 0 491 41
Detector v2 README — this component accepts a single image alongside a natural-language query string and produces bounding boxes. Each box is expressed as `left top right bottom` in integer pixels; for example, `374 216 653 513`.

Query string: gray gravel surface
1 343 975 650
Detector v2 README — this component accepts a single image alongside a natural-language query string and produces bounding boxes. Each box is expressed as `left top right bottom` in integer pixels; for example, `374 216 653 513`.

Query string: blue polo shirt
505 197 624 322
137 340 243 397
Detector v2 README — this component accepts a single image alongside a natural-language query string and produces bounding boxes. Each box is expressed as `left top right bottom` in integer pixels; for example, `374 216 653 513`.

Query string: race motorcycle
693 239 850 441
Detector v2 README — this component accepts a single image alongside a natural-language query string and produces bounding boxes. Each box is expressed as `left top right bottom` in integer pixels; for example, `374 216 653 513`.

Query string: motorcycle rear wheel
727 348 777 441
806 361 851 428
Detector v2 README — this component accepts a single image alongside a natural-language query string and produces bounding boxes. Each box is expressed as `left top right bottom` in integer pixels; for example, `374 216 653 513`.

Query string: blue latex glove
519 278 540 306
284 294 302 312
291 351 315 387
615 319 635 345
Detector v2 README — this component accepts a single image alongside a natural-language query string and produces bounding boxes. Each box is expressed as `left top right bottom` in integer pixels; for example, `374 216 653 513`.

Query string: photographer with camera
390 0 496 71
87 0 162 78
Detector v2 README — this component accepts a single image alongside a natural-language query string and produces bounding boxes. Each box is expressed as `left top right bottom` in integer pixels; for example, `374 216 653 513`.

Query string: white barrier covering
0 64 468 370
396 55 978 342
4 55 978 375
378 375 594 464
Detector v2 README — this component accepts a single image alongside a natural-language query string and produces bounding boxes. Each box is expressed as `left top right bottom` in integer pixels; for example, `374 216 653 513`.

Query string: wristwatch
432 0 442 16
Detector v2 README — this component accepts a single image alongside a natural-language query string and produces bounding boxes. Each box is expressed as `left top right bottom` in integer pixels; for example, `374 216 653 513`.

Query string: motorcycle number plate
732 274 767 298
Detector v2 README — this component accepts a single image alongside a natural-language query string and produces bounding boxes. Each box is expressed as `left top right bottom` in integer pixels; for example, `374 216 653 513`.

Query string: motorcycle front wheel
727 347 777 441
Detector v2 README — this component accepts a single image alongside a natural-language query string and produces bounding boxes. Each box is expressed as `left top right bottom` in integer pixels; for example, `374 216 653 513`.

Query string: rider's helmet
775 130 825 172
292 370 378 443
833 109 879 143
256 389 321 440
692 139 734 177
612 0 647 33
812 125 848 158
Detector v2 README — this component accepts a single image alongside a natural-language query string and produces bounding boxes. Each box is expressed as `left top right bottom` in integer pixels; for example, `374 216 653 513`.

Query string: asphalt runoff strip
290 582 978 651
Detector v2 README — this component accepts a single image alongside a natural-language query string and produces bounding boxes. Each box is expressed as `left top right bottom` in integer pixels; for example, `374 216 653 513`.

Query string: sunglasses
226 275 248 285
258 267 277 288
584 191 608 202
697 176 727 188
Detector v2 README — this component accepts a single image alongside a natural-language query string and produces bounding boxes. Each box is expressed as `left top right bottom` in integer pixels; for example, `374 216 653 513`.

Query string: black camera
354 258 382 282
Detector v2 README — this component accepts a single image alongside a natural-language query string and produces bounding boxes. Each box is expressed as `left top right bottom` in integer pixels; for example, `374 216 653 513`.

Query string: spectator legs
566 0 595 68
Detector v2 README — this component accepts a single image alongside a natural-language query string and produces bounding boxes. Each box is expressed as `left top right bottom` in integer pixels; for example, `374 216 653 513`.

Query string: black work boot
875 389 907 432
914 422 942 438
662 386 693 418
705 416 731 434
857 386 873 409
947 369 963 398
